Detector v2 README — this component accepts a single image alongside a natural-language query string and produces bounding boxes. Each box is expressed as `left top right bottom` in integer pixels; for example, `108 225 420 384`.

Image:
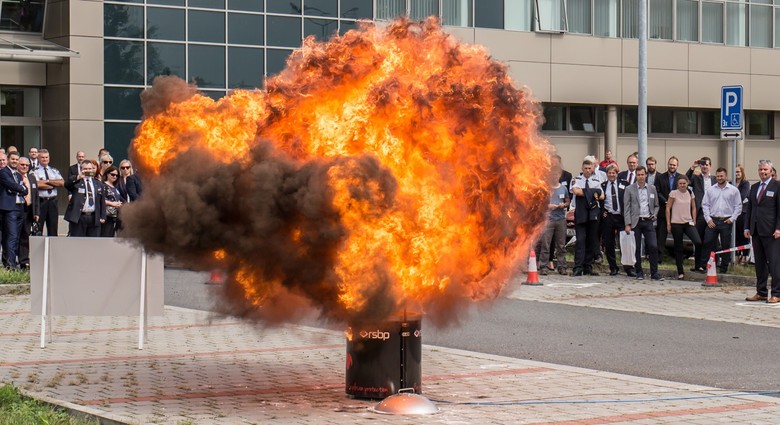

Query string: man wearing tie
618 153 639 186
64 161 106 237
0 153 29 268
33 149 64 236
571 159 603 276
601 164 630 276
743 160 780 303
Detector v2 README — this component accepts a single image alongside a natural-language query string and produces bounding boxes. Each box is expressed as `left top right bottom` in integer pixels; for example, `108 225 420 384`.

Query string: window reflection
0 0 45 32
189 45 226 88
148 42 185 84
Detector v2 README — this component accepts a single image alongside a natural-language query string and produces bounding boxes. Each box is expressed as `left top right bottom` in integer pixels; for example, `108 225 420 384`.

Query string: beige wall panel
743 141 778 180
69 84 103 121
621 68 637 105
545 135 600 172
551 34 622 67
648 41 689 71
475 29 551 63
688 72 750 109
648 69 688 107
68 36 103 85
0 62 46 86
749 75 780 111
689 44 750 74
508 61 550 101
750 48 780 76
69 120 104 159
621 39 638 67
444 26 476 44
70 0 103 37
552 64 622 104
46 61 70 87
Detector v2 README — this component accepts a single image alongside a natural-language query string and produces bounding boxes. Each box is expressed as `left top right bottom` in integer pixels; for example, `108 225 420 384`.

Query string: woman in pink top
666 175 702 280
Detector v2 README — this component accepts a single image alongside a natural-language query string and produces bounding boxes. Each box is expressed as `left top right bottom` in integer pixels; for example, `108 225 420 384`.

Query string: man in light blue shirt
701 167 742 273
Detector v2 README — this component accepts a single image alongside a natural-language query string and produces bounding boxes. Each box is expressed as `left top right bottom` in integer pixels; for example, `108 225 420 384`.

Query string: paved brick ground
2 269 780 424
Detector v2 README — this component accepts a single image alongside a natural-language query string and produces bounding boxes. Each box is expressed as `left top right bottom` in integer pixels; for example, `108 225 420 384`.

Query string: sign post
721 85 743 268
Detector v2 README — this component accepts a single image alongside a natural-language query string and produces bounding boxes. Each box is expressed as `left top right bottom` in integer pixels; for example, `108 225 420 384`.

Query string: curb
20 388 131 425
0 283 30 295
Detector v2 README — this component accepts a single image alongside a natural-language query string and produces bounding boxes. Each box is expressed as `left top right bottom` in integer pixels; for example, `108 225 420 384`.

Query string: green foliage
0 269 29 285
0 383 98 425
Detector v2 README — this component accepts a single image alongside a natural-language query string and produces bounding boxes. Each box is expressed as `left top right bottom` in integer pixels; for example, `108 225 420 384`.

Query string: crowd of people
0 146 143 269
539 152 780 303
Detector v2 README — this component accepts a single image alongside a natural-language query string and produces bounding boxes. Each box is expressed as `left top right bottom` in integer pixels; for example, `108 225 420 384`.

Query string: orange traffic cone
205 269 226 285
523 249 543 286
701 252 720 287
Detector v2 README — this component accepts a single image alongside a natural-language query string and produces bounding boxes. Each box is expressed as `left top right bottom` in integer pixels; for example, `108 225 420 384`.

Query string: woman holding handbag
100 165 124 237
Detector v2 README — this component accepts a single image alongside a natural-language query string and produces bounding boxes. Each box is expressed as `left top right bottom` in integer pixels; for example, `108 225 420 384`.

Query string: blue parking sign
721 86 743 130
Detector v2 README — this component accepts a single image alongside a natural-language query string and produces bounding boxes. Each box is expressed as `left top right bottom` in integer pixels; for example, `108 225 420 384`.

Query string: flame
127 18 552 324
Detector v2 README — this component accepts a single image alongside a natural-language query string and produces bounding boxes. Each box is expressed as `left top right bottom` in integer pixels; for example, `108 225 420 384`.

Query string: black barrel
345 315 422 399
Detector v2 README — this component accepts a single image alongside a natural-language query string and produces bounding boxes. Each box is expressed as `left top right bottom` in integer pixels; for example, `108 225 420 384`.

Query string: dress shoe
768 297 780 304
609 270 619 276
573 271 583 277
558 266 567 275
650 273 664 281
636 273 645 280
718 267 728 274
745 294 768 302
626 270 637 278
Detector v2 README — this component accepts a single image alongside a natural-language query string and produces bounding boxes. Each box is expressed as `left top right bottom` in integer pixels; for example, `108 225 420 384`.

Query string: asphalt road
165 268 780 393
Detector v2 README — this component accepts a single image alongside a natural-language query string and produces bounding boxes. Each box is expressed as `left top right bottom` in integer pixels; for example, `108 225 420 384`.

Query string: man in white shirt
701 167 742 274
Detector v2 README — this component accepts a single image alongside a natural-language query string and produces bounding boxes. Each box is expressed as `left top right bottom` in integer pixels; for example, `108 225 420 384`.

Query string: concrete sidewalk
2 274 780 424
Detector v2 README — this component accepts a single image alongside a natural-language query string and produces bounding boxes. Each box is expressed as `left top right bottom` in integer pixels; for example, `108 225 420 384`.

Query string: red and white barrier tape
714 244 752 255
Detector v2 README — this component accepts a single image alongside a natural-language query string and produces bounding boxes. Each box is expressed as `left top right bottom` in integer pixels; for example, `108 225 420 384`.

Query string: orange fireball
125 18 552 325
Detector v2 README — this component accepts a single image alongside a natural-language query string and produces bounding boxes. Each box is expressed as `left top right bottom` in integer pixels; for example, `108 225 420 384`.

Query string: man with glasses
33 149 64 236
16 157 39 269
744 160 780 303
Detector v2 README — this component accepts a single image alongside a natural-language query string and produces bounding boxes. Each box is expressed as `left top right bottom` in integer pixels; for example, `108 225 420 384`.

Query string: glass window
104 40 144 85
776 8 780 48
0 88 40 117
147 7 186 40
675 111 698 134
750 4 772 47
229 47 264 89
304 0 337 16
442 0 472 26
569 106 595 131
410 0 439 19
747 111 772 137
189 45 226 88
189 10 225 43
267 0 301 14
536 0 567 31
701 110 719 135
1 126 41 152
105 87 143 120
649 0 672 39
148 0 185 6
104 4 143 38
377 0 406 19
266 16 302 47
229 13 263 45
200 91 227 100
475 0 504 28
568 0 591 33
650 108 673 133
0 0 46 32
594 0 619 37
507 0 533 30
189 0 225 9
228 0 262 12
542 105 566 131
702 2 724 43
341 0 373 19
726 2 747 46
622 0 638 37
340 20 359 34
304 18 339 40
147 42 186 84
676 0 698 41
266 48 293 75
104 123 138 162
622 107 637 133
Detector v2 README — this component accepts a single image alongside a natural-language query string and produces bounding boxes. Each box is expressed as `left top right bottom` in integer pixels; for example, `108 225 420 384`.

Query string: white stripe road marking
734 302 780 308
545 283 603 288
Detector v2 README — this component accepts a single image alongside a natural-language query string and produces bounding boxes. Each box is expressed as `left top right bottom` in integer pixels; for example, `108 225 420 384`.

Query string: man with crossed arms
744 160 780 303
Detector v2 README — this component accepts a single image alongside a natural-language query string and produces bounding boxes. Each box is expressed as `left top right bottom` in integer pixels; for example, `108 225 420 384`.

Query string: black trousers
670 223 701 274
656 211 668 258
751 233 780 297
18 204 36 267
574 219 599 274
601 212 623 272
694 211 707 268
39 198 58 236
702 219 733 270
633 219 659 275
69 213 100 237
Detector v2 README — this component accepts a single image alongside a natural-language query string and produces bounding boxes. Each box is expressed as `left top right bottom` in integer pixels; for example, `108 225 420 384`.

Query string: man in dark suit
571 159 603 276
743 160 780 303
67 150 86 181
686 156 716 271
64 160 106 237
0 153 29 269
655 156 681 260
623 166 663 281
17 156 40 269
601 164 630 276
617 153 639 186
